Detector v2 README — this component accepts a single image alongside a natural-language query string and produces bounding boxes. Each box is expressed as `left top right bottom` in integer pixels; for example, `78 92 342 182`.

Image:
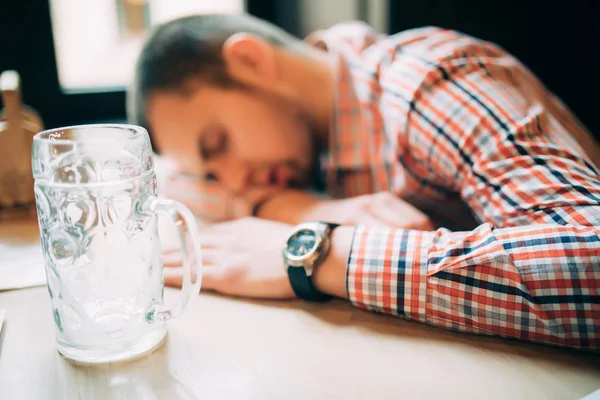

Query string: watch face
286 229 317 258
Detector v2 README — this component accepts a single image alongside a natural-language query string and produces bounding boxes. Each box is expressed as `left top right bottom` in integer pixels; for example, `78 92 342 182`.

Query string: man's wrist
312 225 354 299
250 193 275 217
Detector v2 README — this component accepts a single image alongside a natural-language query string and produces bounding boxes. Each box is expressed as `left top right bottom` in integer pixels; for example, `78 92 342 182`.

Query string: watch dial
286 229 317 257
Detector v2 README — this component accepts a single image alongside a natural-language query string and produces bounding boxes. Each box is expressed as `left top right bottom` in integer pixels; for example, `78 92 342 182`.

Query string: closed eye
198 127 228 160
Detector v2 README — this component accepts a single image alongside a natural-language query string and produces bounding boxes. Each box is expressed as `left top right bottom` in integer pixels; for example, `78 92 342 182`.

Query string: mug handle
142 196 202 323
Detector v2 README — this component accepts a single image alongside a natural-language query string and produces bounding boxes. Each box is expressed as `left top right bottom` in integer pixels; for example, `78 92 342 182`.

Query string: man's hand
163 217 353 300
341 192 436 229
164 218 296 299
163 172 277 222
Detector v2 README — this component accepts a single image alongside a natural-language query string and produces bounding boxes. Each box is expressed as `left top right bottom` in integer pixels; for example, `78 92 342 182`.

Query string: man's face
147 86 315 192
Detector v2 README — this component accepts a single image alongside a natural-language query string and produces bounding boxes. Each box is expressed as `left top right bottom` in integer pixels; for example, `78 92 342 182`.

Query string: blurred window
50 0 244 91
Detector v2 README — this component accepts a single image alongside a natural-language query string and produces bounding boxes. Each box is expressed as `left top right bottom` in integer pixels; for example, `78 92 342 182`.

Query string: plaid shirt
167 23 600 350
319 22 600 350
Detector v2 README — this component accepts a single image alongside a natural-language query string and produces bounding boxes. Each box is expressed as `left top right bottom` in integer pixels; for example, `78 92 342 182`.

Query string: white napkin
581 389 600 400
0 243 46 291
0 309 5 334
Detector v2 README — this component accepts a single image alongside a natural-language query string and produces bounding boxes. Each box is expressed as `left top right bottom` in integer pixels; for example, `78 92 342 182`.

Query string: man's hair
127 13 301 133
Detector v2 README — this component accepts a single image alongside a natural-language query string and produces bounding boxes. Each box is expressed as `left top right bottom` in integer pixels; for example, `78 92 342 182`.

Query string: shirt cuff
346 226 435 323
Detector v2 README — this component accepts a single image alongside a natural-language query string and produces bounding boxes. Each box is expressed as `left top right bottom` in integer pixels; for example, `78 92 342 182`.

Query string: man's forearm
255 190 333 225
344 222 600 350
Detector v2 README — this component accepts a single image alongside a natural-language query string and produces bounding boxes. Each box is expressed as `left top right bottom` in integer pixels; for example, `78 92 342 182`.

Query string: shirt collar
317 30 396 195
324 44 371 171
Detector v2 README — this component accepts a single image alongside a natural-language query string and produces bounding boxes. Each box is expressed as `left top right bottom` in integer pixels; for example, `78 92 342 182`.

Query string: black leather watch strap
326 222 340 230
286 222 339 302
287 266 331 302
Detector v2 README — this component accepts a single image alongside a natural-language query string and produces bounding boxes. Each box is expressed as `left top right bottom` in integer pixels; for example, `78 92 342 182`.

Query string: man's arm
312 48 600 349
256 189 435 230
314 221 600 349
163 172 281 222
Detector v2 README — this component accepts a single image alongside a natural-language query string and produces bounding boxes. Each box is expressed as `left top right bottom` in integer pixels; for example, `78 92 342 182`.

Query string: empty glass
32 124 202 363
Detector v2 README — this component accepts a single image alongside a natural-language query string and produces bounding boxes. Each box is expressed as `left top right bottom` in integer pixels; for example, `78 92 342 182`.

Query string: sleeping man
128 14 600 350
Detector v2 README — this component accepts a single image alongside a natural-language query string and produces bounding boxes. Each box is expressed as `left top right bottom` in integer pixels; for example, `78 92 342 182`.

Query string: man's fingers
367 193 435 230
198 236 225 249
406 219 436 231
162 249 183 267
202 221 237 235
162 248 181 255
163 267 219 293
367 195 407 227
355 213 389 228
163 268 183 287
163 248 223 268
163 237 220 253
162 236 221 268
163 259 183 268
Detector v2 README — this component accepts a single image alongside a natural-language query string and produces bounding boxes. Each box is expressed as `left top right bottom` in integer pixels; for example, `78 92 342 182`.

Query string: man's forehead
147 91 209 133
146 93 208 174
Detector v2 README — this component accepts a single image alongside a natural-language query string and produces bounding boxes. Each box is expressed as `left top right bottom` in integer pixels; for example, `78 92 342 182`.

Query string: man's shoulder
318 20 385 53
367 26 509 100
321 23 503 66
387 26 505 66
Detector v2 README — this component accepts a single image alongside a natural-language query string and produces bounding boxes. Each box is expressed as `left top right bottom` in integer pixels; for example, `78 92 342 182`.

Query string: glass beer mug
32 124 202 363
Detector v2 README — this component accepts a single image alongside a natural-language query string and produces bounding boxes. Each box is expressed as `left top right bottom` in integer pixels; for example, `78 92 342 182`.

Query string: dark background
388 0 600 140
0 0 301 128
1 0 598 138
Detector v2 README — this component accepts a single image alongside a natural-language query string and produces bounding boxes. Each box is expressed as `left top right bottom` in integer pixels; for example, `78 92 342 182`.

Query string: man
128 14 600 350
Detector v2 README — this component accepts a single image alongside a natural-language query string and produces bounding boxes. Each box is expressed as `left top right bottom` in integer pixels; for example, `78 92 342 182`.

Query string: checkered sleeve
348 222 600 349
347 46 600 350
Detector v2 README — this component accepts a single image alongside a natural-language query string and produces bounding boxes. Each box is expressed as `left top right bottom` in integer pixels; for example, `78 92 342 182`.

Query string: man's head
128 14 333 192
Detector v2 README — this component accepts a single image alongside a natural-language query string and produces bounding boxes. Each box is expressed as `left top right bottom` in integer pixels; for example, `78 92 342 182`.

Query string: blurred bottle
0 70 44 218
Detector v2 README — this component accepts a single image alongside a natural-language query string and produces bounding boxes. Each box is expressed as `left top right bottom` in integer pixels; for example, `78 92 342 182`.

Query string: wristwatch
282 221 339 302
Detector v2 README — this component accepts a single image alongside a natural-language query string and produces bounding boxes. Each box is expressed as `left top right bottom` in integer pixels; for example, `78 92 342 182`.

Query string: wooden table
1 219 599 400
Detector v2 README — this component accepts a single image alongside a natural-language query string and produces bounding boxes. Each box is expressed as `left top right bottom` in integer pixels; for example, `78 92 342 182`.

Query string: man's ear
222 33 278 86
